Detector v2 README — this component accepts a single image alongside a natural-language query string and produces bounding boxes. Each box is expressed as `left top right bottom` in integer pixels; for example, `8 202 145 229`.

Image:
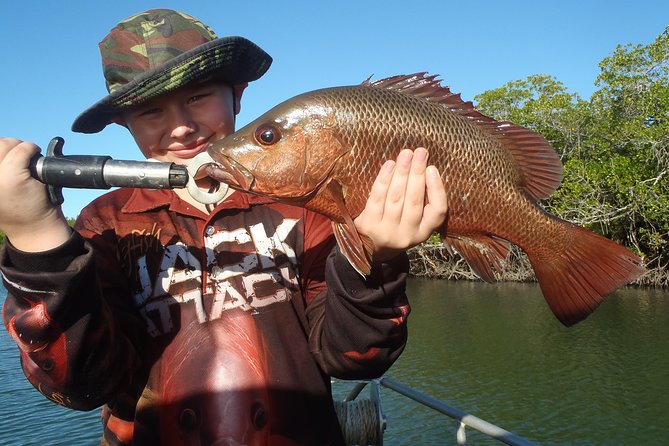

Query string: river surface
1 279 667 445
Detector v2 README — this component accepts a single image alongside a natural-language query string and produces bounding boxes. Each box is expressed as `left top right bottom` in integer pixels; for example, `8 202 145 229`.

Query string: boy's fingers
364 159 396 218
418 165 448 236
401 147 429 227
382 149 413 221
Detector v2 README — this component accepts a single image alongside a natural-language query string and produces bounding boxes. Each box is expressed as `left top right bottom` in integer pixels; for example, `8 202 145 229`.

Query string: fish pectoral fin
326 180 373 276
444 234 510 282
333 222 373 276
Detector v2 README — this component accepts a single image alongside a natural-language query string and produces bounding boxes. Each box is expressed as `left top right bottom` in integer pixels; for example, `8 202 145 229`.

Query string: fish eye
254 125 281 146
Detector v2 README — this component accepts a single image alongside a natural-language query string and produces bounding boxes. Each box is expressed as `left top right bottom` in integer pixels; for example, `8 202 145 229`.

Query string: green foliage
474 74 591 157
474 26 669 267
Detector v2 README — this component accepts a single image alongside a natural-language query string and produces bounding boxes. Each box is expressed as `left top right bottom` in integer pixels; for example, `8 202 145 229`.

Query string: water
342 279 669 445
0 286 102 445
2 280 668 445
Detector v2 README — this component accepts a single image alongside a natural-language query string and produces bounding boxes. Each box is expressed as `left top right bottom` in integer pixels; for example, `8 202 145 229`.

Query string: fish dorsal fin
364 73 564 200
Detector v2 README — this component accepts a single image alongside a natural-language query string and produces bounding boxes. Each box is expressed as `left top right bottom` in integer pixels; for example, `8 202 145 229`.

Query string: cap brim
72 36 272 134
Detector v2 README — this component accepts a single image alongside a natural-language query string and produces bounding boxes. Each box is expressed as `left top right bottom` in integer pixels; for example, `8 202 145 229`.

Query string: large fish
206 73 644 326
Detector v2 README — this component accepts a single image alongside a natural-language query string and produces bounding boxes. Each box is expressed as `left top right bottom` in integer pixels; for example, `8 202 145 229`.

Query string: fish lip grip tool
185 151 229 205
29 136 226 205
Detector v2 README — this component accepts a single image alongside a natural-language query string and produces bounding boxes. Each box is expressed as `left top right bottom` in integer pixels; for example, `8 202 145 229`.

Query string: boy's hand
0 138 71 252
354 147 448 263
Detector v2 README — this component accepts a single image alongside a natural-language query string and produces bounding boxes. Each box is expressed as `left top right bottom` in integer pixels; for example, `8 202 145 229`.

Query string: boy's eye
137 107 161 117
188 92 211 104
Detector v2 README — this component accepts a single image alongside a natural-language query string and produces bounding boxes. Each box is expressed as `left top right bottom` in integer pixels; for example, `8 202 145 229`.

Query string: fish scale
329 86 521 236
207 73 644 326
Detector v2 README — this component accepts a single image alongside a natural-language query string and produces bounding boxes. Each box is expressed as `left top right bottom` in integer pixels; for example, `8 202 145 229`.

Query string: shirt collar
121 188 277 216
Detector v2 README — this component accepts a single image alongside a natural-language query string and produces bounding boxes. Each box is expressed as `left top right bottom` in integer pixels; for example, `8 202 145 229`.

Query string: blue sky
2 1 667 218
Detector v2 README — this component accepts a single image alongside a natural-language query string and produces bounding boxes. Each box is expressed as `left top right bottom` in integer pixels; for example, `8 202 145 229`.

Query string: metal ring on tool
186 152 229 204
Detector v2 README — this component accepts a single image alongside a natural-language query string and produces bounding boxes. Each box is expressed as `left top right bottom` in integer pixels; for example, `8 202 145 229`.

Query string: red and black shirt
2 187 410 445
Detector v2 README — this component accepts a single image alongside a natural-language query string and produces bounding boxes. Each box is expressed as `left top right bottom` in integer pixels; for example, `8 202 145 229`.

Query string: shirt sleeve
1 228 145 411
300 211 411 379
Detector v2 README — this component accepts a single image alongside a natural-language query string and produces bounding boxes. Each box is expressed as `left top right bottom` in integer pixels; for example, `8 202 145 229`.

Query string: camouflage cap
72 9 272 133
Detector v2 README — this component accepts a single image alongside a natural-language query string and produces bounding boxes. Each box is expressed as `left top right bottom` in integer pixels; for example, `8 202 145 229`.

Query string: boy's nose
169 107 197 138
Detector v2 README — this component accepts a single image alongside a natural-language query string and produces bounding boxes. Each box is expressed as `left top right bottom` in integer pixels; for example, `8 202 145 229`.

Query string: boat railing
334 376 537 446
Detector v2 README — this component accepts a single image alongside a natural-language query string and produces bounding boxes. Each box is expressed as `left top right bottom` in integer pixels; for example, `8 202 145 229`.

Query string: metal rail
342 377 537 446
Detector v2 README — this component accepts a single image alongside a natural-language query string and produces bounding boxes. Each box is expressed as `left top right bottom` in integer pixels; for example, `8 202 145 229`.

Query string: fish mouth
206 155 255 191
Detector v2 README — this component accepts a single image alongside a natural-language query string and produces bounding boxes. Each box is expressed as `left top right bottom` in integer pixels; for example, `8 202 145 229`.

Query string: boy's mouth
168 138 210 158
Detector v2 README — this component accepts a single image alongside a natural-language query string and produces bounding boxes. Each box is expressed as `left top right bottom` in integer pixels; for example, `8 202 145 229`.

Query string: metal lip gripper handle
29 136 227 205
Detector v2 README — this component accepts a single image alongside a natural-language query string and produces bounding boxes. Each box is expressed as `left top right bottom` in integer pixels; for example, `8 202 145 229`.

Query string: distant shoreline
1 238 664 287
407 242 666 288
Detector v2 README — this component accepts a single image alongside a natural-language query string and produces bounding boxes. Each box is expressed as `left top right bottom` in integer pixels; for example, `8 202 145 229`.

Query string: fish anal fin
365 72 563 200
528 224 644 326
325 181 373 275
444 234 511 283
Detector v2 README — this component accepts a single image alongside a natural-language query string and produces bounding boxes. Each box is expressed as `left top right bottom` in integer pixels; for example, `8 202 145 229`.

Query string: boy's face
119 81 243 165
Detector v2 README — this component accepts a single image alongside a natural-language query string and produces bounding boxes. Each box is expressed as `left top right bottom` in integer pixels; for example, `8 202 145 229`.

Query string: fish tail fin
528 223 644 326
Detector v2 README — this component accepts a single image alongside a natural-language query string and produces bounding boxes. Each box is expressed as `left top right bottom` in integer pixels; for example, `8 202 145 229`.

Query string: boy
0 9 446 445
